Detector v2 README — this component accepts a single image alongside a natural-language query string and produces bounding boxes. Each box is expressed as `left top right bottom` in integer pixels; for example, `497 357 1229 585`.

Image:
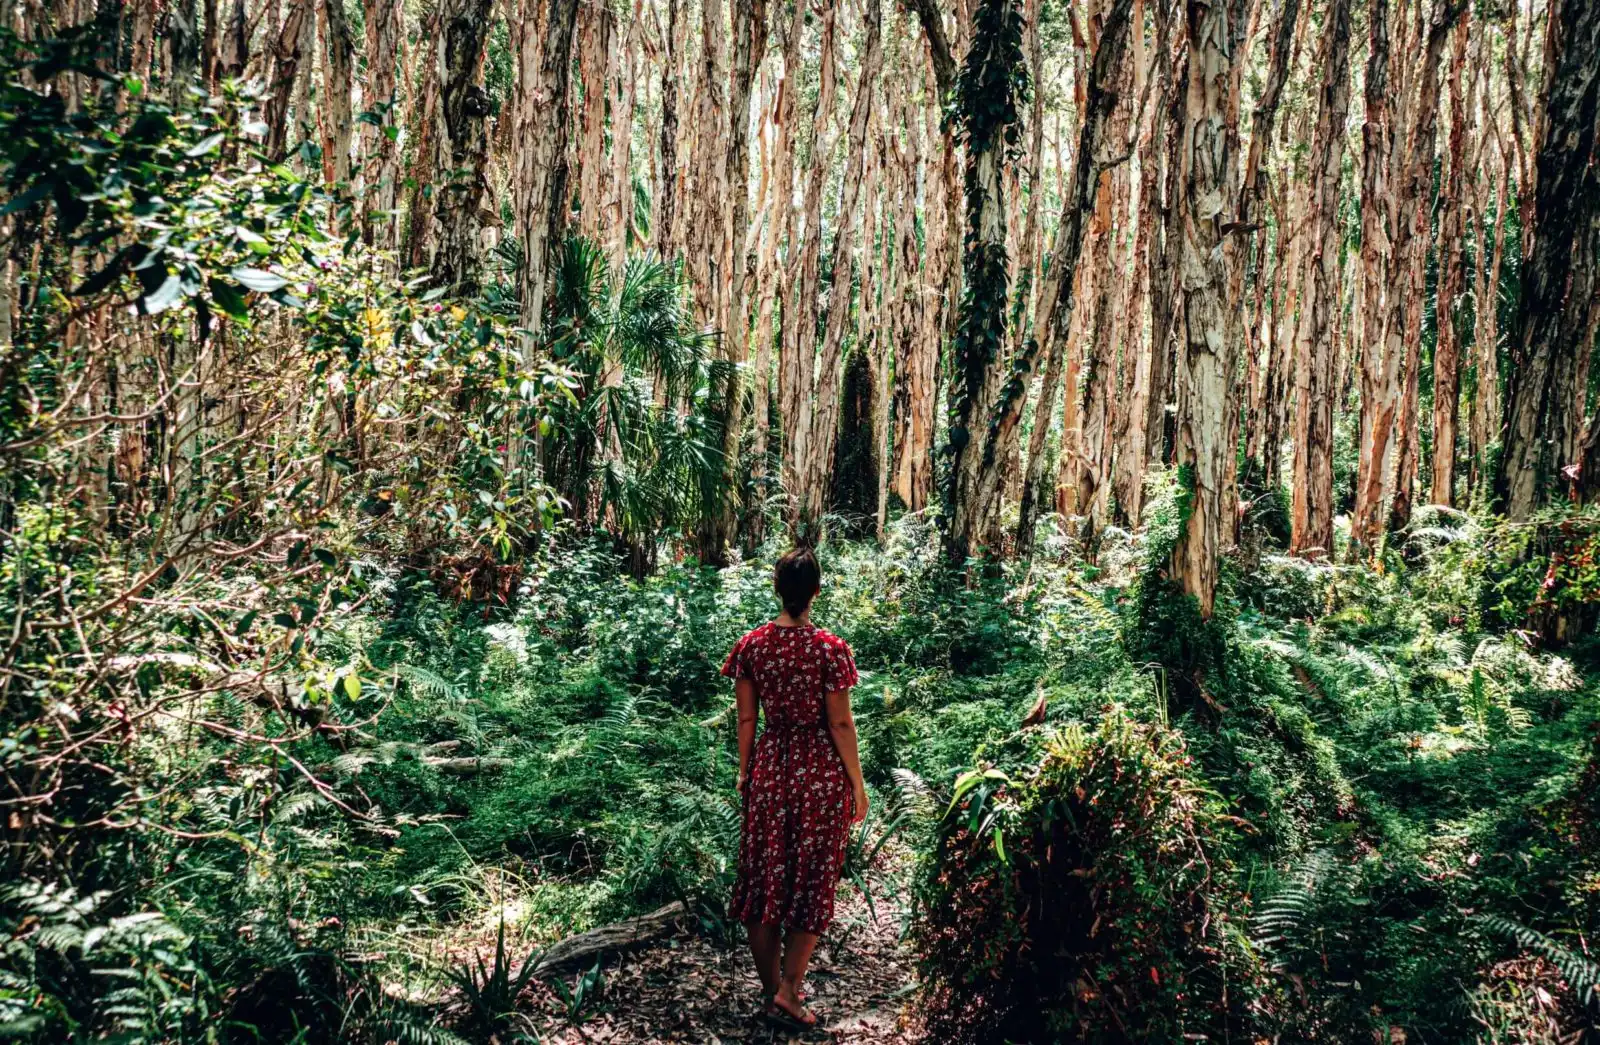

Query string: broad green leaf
185 132 225 157
231 266 289 293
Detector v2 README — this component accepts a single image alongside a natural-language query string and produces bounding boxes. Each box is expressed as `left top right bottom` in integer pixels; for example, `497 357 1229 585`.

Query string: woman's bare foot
768 984 818 1028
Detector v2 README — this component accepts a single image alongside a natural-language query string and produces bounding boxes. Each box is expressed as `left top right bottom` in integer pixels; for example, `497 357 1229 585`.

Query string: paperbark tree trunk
793 0 878 532
749 0 805 544
607 7 640 267
423 0 495 295
318 0 356 191
1288 0 1350 560
263 0 307 160
1351 0 1394 555
657 0 683 259
1430 10 1470 507
578 2 616 244
1169 0 1241 617
1496 0 1600 520
513 0 581 341
890 58 939 513
362 0 403 248
1385 0 1456 537
1010 0 1135 559
1469 129 1508 490
778 0 838 527
700 0 772 562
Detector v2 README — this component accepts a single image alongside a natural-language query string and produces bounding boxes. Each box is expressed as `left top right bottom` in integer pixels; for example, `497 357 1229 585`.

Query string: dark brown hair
774 546 821 618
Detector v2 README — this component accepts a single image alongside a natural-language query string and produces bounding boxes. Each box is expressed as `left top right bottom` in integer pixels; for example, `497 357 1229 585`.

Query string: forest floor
520 883 921 1043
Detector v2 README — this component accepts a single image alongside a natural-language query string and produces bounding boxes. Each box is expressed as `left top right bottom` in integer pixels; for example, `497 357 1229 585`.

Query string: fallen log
420 755 514 774
529 901 688 976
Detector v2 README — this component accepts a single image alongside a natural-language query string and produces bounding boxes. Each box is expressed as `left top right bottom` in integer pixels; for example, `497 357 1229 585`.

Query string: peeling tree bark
514 0 581 340
1009 0 1135 559
362 0 403 248
778 0 838 531
1496 0 1600 520
1288 0 1349 560
318 0 356 192
794 0 878 532
1169 0 1241 617
1430 10 1470 507
423 0 496 295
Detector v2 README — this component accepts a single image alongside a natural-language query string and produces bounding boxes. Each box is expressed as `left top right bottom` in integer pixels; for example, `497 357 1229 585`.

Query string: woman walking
721 546 869 1030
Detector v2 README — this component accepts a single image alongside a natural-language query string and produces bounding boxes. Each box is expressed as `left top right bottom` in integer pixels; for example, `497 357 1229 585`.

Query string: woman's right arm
825 688 869 822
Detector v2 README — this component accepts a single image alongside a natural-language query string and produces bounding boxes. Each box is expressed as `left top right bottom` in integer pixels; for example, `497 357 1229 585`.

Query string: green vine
942 0 1030 519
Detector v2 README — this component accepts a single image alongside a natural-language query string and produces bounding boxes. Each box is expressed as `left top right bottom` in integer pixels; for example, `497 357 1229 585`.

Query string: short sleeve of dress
720 633 753 680
821 637 859 692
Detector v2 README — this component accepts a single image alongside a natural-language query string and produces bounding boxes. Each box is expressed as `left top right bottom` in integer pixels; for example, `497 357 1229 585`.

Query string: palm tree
489 235 731 572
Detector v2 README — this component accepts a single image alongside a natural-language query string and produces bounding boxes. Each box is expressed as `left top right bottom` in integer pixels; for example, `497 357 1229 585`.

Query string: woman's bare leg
773 929 820 1020
746 921 782 997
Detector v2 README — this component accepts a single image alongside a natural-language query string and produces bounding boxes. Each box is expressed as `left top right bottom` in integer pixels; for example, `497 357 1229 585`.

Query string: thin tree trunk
362 0 403 248
1288 0 1350 560
1430 9 1470 506
778 0 838 525
1351 0 1394 554
319 0 356 191
263 0 306 160
1010 0 1135 559
576 1 616 243
607 4 640 268
1169 0 1241 617
1389 1 1459 535
657 0 682 258
1469 128 1508 492
794 0 878 532
514 0 581 340
701 0 772 560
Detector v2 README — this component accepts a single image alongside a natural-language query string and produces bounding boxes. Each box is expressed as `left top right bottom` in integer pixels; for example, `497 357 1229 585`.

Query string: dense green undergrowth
10 498 1599 1043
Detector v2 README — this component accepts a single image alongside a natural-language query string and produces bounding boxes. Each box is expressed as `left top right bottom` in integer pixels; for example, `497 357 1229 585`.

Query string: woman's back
723 620 858 935
724 621 857 728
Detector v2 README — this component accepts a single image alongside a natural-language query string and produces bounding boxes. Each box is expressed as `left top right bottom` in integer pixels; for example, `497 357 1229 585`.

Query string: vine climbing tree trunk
942 0 1028 565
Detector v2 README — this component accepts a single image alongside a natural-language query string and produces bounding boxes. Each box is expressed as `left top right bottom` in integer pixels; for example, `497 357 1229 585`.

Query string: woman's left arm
825 688 868 823
735 678 758 794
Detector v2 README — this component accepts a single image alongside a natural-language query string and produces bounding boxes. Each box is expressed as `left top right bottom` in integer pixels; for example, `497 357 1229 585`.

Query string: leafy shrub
913 710 1261 1043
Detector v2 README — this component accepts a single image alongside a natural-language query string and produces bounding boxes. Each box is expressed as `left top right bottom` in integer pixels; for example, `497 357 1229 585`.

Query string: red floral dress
721 622 860 934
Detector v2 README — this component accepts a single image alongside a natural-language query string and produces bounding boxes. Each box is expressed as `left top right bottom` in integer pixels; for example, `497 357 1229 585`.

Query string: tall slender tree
1497 0 1600 520
1289 0 1351 559
1169 0 1242 616
942 0 1029 564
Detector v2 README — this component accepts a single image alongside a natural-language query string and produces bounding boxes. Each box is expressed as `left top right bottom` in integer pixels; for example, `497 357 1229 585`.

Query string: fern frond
1476 915 1600 1005
1251 849 1334 969
393 664 466 702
